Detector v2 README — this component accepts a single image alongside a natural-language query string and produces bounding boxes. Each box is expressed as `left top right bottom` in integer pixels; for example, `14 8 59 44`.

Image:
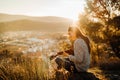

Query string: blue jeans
55 57 78 73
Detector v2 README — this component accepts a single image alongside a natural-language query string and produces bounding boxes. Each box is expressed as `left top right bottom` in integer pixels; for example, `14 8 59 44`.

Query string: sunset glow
0 0 85 21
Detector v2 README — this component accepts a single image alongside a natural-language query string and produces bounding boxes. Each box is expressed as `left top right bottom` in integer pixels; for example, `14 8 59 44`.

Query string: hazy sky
0 0 85 20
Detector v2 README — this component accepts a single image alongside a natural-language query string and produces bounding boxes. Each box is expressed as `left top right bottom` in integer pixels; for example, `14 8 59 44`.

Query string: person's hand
57 51 63 55
49 54 57 60
63 52 69 57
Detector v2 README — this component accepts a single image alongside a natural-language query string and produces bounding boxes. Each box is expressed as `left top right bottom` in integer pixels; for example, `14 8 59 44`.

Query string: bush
99 57 120 70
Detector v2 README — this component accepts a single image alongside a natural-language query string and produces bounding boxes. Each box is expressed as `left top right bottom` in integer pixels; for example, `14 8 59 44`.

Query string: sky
0 0 85 21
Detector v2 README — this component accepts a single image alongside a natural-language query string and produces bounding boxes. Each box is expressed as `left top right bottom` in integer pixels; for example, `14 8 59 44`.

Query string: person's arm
50 49 73 60
49 53 58 60
69 39 87 63
57 49 74 55
64 49 74 55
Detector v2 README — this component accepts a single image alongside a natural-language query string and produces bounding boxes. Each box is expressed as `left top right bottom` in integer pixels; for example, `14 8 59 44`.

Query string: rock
68 72 99 80
55 68 99 80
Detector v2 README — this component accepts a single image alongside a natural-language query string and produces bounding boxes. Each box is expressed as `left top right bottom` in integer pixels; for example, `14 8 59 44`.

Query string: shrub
99 57 120 70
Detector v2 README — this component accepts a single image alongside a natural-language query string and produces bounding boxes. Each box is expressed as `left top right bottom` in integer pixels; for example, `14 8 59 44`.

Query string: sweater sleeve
69 39 87 63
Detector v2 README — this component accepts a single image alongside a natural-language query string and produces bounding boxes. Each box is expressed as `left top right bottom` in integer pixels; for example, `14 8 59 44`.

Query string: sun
67 1 85 22
72 15 79 22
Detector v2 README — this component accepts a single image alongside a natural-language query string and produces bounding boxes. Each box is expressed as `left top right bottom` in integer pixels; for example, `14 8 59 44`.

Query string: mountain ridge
0 13 73 32
0 13 73 22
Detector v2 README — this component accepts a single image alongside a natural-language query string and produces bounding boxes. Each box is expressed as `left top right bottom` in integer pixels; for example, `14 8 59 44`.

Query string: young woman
51 26 91 73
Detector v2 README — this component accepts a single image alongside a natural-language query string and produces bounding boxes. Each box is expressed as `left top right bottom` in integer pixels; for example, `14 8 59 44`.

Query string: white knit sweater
69 38 90 72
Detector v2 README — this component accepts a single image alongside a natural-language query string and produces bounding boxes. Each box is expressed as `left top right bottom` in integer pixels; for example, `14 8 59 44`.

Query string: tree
85 0 120 23
108 16 120 58
84 0 120 38
83 0 120 58
108 16 120 30
78 14 106 65
78 14 105 43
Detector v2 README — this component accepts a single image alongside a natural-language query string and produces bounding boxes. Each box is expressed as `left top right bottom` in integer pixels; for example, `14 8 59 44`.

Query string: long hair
68 26 91 53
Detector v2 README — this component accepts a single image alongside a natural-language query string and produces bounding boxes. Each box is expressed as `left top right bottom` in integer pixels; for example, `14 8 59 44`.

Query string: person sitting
50 26 91 73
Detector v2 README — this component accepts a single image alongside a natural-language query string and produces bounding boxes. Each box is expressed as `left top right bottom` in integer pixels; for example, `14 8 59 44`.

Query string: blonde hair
68 26 91 53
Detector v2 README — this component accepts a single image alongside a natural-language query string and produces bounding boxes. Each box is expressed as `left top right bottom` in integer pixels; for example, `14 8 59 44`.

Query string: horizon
0 12 73 20
0 0 85 21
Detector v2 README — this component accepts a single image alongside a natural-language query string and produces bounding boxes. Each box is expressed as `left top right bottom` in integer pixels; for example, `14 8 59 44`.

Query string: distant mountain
0 13 72 22
0 13 29 22
0 13 73 32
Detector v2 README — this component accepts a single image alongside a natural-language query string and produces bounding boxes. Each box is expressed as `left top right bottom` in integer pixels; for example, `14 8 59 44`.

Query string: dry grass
0 49 51 80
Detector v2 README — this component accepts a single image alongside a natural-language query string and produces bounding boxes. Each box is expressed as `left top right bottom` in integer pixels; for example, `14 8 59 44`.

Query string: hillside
0 13 72 32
